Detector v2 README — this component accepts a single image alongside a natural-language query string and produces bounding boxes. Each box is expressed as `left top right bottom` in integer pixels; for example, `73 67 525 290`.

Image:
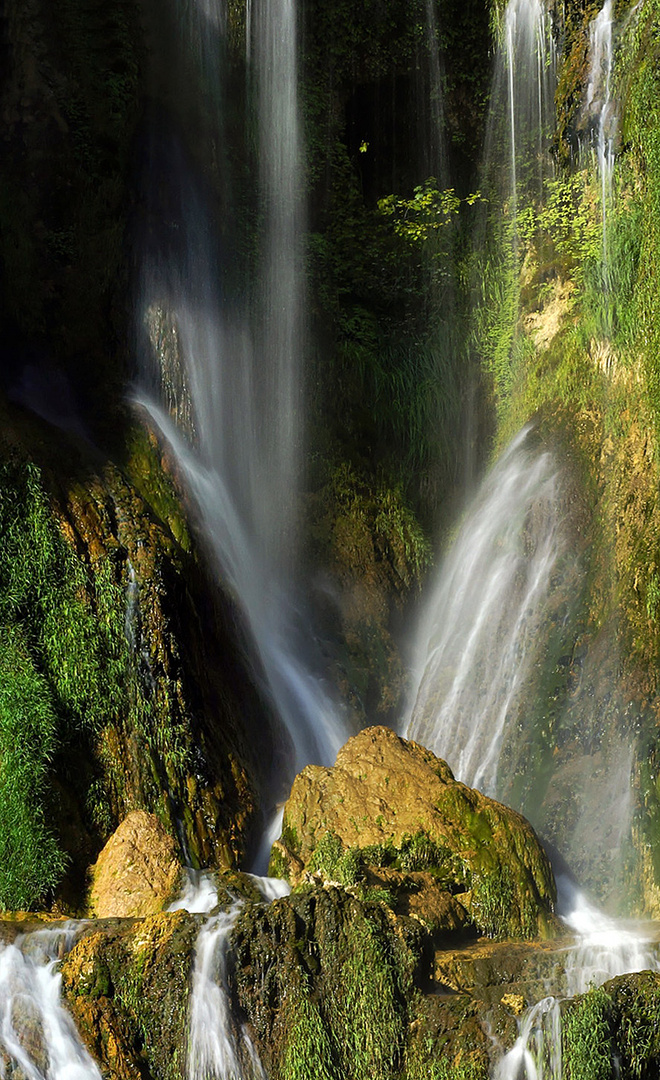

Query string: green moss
469 863 516 940
324 914 406 1080
281 982 340 1080
563 987 613 1080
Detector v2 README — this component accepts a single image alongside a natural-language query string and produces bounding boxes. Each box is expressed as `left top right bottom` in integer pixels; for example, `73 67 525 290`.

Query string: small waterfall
558 876 660 996
187 877 290 1080
0 923 102 1080
494 880 660 1078
187 902 259 1080
495 997 562 1080
585 0 616 268
487 0 556 226
405 426 563 796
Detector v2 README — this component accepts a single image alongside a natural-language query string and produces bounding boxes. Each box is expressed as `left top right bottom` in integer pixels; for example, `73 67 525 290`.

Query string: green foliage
281 983 340 1080
613 976 660 1078
469 864 515 939
0 455 191 906
325 916 405 1080
0 627 67 909
563 987 613 1080
398 832 451 873
405 1045 488 1080
309 832 364 888
378 182 476 244
320 462 432 591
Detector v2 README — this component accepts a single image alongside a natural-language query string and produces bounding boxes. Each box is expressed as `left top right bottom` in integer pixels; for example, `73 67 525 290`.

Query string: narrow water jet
485 0 556 227
585 0 616 268
187 901 262 1080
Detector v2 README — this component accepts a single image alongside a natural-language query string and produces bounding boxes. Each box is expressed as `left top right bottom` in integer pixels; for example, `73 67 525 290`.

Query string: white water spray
138 0 347 786
0 923 102 1080
405 426 563 796
585 0 616 267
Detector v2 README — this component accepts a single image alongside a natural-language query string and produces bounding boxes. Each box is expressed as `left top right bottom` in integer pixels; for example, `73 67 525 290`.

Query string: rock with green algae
60 910 198 1080
0 402 269 912
230 883 498 1080
270 726 557 940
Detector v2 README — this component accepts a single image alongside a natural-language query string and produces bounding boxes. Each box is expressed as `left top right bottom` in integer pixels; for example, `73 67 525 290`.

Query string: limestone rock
273 726 557 939
88 811 183 918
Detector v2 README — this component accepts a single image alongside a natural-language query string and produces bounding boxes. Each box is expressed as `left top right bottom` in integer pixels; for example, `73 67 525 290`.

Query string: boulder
87 811 183 918
271 726 557 940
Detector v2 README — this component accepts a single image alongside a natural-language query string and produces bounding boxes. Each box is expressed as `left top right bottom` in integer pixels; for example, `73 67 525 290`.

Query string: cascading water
405 425 564 797
585 0 616 268
0 923 102 1080
406 425 660 1077
485 0 556 225
187 901 264 1080
181 875 290 1080
136 0 346 789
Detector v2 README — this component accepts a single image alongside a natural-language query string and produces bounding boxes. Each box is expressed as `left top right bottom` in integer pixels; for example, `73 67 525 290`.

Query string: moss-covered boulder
230 884 470 1080
271 726 557 939
61 910 198 1080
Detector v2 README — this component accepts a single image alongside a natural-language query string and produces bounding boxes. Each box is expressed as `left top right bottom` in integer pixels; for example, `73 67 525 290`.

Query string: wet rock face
272 726 557 940
88 811 183 918
61 911 199 1080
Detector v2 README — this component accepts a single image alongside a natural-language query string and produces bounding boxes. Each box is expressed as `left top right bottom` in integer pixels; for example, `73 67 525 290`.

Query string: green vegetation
0 453 196 908
0 457 126 907
563 987 613 1080
0 627 67 909
324 915 406 1080
281 982 340 1080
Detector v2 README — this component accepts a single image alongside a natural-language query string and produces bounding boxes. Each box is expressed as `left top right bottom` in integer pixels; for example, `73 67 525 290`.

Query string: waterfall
187 902 263 1080
136 0 347 789
405 426 563 797
486 0 556 226
407 426 660 1076
186 877 290 1080
585 0 616 268
0 923 102 1080
494 879 660 1078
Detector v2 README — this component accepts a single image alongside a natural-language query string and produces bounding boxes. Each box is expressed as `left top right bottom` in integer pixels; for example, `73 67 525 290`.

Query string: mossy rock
231 884 429 1080
271 727 557 940
61 910 199 1080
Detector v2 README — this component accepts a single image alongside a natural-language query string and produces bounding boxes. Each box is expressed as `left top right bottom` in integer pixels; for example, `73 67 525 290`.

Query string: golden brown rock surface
88 811 183 918
274 726 557 939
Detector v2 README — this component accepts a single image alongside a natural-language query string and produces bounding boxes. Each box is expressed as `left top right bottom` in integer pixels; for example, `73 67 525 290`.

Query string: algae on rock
271 726 557 941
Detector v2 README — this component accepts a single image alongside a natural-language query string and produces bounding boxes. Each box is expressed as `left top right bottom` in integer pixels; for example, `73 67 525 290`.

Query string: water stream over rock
0 924 101 1080
405 425 564 797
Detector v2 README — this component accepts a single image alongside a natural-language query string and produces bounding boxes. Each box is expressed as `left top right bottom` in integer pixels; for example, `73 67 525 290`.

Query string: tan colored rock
88 811 183 918
275 726 557 940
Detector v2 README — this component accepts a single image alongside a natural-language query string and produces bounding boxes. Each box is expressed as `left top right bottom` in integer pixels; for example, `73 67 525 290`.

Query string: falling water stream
405 426 563 796
485 0 556 226
585 0 616 268
406 423 660 1077
128 0 656 1074
0 923 101 1080
137 0 346 789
